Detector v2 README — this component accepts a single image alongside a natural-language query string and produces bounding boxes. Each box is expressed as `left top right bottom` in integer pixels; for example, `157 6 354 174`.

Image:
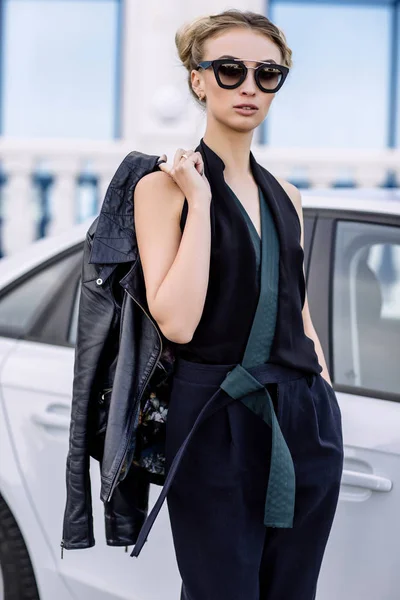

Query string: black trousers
165 358 344 600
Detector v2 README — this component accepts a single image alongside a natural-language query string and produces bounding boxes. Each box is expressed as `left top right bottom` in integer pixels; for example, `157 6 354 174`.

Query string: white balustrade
0 137 398 256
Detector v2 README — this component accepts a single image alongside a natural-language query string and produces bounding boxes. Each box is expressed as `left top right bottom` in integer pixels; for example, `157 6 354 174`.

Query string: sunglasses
196 58 289 93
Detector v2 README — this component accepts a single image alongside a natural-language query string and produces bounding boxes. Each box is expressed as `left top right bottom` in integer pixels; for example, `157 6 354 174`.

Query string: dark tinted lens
217 62 245 87
258 66 282 90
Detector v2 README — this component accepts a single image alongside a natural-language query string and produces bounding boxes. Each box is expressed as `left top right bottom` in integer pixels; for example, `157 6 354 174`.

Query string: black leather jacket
61 150 175 553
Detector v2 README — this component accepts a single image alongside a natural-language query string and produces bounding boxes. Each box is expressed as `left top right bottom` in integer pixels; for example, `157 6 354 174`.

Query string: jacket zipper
105 289 163 502
99 387 113 404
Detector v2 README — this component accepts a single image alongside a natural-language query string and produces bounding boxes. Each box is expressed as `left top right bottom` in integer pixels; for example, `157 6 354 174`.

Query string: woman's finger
158 161 174 178
156 153 167 166
175 148 199 169
160 149 205 183
181 151 204 176
174 148 190 168
192 151 204 176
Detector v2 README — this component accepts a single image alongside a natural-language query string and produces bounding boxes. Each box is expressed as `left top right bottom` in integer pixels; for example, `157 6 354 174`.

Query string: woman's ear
191 69 204 100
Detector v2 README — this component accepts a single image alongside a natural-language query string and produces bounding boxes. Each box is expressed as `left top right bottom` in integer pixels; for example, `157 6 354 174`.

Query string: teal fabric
219 186 296 529
241 188 279 368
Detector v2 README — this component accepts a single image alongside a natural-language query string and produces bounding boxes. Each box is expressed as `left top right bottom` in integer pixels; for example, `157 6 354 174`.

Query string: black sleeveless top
173 138 322 375
175 180 262 364
227 183 262 276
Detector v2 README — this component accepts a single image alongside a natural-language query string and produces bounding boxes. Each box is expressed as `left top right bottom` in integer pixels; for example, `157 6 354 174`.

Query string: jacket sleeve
61 226 119 550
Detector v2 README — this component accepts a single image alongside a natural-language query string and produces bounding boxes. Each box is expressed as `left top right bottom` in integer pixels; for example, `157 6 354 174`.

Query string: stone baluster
307 163 339 189
1 155 36 256
94 156 122 210
47 157 79 236
353 163 388 188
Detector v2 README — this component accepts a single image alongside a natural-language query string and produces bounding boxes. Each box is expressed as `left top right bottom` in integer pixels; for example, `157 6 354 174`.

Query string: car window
0 252 80 339
332 220 400 395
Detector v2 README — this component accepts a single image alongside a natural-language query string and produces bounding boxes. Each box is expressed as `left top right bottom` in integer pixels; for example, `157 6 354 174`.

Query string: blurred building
0 0 399 254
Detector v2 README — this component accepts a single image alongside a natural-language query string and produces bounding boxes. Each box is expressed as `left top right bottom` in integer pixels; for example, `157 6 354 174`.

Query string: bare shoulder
275 176 303 217
275 176 305 245
134 170 185 213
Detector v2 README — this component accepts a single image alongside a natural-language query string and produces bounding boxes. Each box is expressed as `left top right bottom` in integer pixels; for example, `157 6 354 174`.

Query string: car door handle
31 403 71 431
341 469 392 492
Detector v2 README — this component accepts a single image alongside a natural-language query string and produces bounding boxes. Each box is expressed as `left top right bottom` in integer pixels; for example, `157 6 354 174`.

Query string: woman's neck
202 126 254 180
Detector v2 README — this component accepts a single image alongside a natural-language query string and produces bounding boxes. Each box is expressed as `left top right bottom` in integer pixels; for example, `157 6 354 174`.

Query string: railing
0 136 399 257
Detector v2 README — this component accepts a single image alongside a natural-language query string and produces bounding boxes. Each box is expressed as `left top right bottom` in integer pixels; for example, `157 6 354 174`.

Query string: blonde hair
175 9 293 106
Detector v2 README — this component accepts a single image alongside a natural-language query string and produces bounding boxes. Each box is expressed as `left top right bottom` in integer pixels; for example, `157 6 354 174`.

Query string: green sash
220 187 295 528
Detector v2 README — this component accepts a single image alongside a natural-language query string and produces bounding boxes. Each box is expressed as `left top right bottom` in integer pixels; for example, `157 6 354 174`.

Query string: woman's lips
233 106 259 116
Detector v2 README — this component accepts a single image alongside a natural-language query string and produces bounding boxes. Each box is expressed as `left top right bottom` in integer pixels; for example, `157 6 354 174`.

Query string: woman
133 9 344 600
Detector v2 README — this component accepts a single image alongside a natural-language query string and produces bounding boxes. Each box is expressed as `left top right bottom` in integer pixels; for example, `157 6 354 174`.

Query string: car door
306 209 400 600
0 245 181 600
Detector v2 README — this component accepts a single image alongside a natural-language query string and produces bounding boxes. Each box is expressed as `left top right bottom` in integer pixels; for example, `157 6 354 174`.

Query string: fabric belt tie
220 364 295 528
130 362 297 558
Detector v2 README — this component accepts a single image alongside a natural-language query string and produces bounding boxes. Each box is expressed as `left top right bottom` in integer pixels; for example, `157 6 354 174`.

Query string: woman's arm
134 170 211 344
301 295 331 385
277 178 332 386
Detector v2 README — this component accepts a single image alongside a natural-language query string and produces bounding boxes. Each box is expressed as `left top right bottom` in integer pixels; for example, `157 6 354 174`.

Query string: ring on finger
181 153 189 159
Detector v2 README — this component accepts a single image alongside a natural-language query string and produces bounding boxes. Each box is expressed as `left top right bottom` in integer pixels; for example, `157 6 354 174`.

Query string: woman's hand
158 148 211 205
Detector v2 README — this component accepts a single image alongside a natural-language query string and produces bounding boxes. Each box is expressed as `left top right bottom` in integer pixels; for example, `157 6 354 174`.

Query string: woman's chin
228 119 262 133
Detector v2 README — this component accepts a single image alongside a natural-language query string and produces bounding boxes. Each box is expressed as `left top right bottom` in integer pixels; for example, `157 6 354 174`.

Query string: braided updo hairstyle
175 9 293 107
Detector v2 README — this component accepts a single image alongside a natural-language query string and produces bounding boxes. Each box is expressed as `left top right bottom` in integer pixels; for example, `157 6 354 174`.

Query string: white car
0 188 399 600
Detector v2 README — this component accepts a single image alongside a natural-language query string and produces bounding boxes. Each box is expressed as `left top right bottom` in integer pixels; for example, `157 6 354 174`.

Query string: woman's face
192 28 283 132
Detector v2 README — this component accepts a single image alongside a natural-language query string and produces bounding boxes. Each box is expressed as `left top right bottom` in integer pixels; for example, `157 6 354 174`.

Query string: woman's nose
240 77 257 94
